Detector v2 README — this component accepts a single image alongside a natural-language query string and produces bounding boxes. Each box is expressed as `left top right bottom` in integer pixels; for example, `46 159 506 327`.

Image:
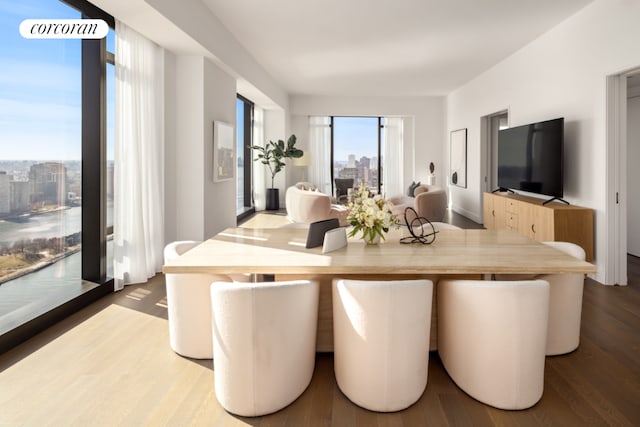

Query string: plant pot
266 188 279 210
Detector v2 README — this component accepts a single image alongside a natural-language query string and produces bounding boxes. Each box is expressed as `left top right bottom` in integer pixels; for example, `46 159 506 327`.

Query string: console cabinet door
483 193 506 229
482 193 492 228
516 202 535 238
526 206 554 242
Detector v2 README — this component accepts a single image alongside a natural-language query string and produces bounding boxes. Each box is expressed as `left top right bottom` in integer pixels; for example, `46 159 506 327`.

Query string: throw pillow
407 181 420 197
296 182 317 191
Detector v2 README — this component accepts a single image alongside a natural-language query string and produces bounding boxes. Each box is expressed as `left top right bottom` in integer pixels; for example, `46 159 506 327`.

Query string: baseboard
450 205 482 224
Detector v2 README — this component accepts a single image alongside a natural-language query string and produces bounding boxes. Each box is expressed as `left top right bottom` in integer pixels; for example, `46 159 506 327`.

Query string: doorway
480 110 509 222
627 74 640 259
606 68 640 286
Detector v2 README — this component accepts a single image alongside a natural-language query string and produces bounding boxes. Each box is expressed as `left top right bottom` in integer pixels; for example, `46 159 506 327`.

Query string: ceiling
202 0 594 97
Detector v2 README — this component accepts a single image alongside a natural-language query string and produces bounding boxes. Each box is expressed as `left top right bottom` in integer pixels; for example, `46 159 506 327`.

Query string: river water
0 206 82 247
0 206 116 320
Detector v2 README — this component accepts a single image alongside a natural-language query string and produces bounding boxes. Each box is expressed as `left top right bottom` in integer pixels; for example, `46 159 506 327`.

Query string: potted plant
251 134 303 210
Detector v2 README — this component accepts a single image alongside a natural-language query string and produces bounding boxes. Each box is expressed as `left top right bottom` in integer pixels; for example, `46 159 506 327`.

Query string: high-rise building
359 156 371 169
347 154 356 168
29 162 67 208
11 181 30 214
0 171 10 215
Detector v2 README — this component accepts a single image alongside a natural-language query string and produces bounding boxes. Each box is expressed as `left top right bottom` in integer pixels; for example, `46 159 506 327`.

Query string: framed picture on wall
213 120 235 182
450 128 467 188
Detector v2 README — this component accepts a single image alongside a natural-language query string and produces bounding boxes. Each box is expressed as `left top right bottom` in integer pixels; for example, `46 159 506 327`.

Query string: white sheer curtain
113 21 165 291
308 116 332 195
252 106 266 211
383 117 404 198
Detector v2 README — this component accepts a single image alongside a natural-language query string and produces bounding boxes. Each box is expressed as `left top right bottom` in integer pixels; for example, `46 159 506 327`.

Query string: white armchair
163 241 249 359
495 241 587 355
437 279 550 410
210 279 319 417
536 241 587 355
285 183 348 226
332 278 433 412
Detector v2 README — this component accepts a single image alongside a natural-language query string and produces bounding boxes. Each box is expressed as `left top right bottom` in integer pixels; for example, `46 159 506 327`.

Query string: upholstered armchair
285 183 349 226
333 278 433 412
438 279 550 410
390 185 448 224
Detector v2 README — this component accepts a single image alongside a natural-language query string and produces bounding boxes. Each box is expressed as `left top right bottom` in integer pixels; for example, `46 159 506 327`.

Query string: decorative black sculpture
400 207 438 245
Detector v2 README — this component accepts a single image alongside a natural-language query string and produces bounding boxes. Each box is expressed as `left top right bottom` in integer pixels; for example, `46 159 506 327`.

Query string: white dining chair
332 278 433 412
437 279 550 410
164 240 249 359
210 279 319 417
495 241 587 355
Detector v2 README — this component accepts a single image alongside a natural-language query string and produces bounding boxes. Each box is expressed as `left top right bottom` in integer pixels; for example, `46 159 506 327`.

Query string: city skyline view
332 117 383 191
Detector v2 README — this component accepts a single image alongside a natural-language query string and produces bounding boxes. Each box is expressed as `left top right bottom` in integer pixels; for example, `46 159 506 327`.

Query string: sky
333 116 380 162
0 0 114 161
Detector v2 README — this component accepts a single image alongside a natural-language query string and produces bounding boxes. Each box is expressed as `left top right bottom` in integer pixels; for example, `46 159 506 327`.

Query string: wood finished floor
1 212 638 426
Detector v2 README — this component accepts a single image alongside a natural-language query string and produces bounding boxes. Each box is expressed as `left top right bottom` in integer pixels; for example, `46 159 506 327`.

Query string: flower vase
363 232 381 245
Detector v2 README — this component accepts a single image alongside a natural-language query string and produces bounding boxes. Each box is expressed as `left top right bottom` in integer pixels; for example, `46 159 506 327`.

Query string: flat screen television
497 117 564 202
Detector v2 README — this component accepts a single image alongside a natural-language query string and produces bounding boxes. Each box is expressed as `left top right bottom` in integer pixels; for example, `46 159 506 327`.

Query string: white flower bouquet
347 182 400 244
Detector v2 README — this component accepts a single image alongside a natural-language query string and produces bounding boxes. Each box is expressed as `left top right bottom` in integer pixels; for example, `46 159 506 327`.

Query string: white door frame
605 70 637 286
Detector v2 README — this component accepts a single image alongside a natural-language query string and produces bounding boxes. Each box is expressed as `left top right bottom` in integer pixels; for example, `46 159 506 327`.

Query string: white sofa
285 183 349 226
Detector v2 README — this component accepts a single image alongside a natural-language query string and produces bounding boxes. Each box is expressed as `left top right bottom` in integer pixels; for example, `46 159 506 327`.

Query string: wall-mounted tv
497 117 564 203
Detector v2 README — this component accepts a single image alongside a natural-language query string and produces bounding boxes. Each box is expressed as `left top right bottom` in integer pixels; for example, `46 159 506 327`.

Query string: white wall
164 51 177 244
628 94 640 256
168 55 237 242
173 56 205 241
289 114 310 184
290 95 445 197
445 0 640 284
203 59 237 238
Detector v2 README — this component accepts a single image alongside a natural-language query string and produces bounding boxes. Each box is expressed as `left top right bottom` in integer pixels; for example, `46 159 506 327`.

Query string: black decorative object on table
305 218 340 248
400 207 438 245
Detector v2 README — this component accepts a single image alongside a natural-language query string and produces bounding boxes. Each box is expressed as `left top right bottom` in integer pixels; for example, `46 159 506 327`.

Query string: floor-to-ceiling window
236 95 254 220
0 0 114 352
106 27 114 278
332 116 383 195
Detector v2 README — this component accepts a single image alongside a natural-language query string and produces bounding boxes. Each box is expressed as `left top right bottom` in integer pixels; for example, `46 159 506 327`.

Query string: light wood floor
1 212 638 426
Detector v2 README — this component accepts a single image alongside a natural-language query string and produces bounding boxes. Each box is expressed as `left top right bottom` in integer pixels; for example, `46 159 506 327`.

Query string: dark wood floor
2 212 639 426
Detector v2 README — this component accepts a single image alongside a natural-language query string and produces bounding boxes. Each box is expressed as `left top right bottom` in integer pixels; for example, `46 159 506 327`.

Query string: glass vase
362 230 381 245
